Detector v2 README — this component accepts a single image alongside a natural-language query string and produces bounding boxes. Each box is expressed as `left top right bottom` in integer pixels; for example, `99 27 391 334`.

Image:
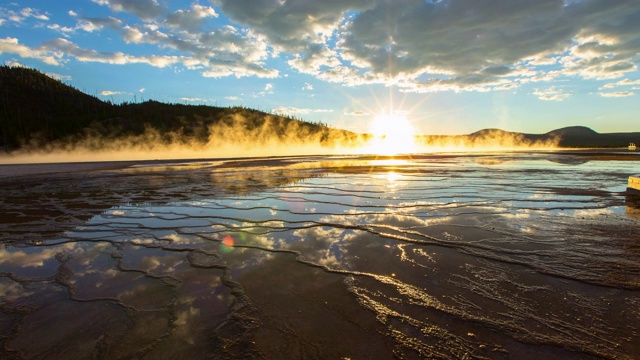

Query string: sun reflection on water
386 171 401 184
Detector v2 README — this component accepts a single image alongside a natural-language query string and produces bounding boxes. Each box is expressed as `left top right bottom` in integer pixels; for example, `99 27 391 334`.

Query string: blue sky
1 0 639 135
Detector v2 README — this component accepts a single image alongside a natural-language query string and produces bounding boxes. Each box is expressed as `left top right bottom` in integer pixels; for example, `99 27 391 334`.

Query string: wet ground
1 151 639 359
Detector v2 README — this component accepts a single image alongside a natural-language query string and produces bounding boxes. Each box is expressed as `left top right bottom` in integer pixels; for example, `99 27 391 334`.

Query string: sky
1 0 639 135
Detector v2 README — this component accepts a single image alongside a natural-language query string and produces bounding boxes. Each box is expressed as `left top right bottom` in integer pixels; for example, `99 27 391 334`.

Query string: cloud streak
599 91 635 98
0 6 49 24
91 0 164 21
165 4 218 33
0 37 60 65
181 97 208 102
100 90 126 96
272 107 334 115
533 86 573 101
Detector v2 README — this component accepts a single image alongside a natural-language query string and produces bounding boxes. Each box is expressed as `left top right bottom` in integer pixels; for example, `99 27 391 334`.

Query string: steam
0 116 561 165
414 129 561 152
0 113 368 164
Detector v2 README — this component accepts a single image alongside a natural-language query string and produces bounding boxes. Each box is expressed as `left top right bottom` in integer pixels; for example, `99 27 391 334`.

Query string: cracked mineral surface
1 152 639 359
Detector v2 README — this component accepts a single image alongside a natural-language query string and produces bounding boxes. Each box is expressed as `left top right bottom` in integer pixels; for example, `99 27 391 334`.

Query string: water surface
1 152 639 359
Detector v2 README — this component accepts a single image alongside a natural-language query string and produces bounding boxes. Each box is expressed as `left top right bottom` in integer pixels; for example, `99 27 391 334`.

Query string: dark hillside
0 66 359 151
546 126 639 147
0 66 111 148
546 126 599 137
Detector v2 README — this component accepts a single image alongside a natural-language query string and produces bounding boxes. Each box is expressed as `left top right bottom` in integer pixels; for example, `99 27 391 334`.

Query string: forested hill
1 66 111 148
0 66 359 151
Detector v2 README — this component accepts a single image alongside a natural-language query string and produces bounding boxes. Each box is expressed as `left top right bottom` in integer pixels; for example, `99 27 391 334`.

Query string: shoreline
2 148 639 178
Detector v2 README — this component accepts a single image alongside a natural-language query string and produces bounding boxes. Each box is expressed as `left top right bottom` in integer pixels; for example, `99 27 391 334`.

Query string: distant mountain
418 126 639 149
544 126 639 147
545 126 599 138
0 66 360 151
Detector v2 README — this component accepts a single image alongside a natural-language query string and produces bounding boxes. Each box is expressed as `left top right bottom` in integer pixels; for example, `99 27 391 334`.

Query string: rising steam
414 129 561 152
0 113 366 164
0 115 561 165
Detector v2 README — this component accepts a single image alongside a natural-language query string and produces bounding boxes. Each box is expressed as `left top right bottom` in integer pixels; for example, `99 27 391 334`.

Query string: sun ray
365 111 417 155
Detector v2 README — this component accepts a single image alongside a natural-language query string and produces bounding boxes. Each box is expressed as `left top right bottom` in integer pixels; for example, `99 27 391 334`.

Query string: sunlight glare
386 171 401 183
367 112 417 155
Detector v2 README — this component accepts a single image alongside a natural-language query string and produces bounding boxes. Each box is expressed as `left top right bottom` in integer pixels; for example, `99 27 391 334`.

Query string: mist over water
1 153 638 359
0 114 366 163
0 119 562 164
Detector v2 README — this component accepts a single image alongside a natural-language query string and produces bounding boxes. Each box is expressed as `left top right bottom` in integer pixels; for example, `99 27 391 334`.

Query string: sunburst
366 112 417 155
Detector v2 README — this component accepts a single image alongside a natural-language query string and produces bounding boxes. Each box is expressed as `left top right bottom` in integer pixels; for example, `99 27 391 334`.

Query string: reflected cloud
500 209 533 219
0 277 34 301
323 211 450 230
571 208 615 217
0 243 77 268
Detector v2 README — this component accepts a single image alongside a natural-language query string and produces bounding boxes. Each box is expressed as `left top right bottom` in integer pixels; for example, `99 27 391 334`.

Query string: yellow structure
628 175 640 194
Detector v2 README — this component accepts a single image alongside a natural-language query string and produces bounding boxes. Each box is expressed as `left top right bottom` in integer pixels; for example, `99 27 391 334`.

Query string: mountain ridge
0 65 360 151
1 66 639 151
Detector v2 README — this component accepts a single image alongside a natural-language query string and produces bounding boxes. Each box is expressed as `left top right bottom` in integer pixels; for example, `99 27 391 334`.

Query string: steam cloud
0 116 561 164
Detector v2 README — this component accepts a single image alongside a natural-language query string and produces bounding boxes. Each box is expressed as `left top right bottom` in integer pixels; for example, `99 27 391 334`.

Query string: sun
366 112 418 155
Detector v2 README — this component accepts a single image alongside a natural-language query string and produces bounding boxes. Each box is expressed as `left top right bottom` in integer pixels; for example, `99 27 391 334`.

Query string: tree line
0 66 347 151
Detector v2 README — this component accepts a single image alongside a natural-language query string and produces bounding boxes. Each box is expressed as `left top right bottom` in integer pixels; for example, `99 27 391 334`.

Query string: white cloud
214 0 640 93
272 106 333 115
0 37 60 65
4 60 25 67
344 111 369 116
46 72 72 81
225 96 240 101
214 0 363 51
21 7 49 21
39 39 184 68
599 91 635 98
600 78 640 90
92 0 164 21
100 90 125 96
165 4 218 33
201 61 278 79
287 44 342 76
76 16 122 32
180 97 207 102
533 86 573 101
1 6 49 24
47 24 75 37
118 24 277 78
257 82 275 96
121 25 145 43
6 0 640 95
1 3 276 81
21 37 184 68
139 88 145 93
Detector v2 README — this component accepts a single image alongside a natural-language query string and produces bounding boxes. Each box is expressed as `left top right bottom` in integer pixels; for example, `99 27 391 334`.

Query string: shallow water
1 152 639 359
